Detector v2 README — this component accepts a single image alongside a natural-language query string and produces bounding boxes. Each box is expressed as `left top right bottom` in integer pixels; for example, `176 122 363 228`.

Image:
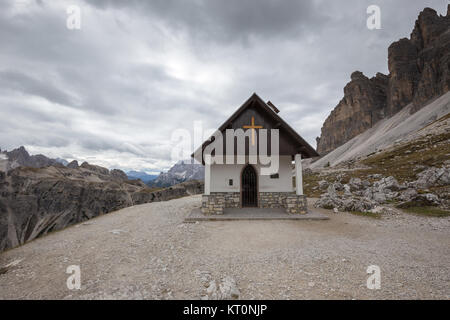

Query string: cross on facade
243 116 263 146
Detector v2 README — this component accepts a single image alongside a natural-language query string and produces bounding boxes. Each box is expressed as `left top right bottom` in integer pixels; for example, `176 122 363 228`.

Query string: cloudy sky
0 0 447 173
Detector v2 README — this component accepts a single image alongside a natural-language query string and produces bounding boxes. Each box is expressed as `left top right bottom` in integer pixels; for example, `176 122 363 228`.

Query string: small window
229 179 233 186
270 173 279 179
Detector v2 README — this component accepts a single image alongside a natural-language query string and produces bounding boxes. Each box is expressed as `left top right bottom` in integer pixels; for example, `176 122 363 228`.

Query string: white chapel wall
210 155 293 193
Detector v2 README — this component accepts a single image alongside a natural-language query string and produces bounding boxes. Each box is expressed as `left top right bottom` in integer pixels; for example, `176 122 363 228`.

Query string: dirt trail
0 195 449 299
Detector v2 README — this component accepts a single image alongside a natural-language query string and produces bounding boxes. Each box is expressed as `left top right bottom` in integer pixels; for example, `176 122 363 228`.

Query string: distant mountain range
1 146 63 169
148 160 204 188
0 147 205 188
126 171 158 184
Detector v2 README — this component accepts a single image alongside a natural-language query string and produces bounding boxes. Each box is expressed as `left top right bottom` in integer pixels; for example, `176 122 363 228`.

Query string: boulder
314 192 376 213
327 182 344 193
363 176 402 203
348 177 362 190
341 197 377 212
397 193 440 208
318 180 329 190
373 176 401 191
326 184 336 196
399 188 418 202
412 167 450 188
314 193 344 210
343 184 352 195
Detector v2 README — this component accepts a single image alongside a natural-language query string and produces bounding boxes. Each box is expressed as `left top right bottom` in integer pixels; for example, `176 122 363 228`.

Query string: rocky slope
305 107 449 216
150 160 204 188
316 6 450 155
311 91 450 168
0 157 203 252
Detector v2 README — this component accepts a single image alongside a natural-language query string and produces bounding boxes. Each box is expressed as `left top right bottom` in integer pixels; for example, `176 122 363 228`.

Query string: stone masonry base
201 192 307 215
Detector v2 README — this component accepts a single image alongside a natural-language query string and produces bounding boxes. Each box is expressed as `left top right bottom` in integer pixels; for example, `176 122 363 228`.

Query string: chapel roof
192 93 319 162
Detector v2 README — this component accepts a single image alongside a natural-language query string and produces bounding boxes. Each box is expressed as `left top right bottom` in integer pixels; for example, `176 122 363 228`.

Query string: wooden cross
243 116 263 146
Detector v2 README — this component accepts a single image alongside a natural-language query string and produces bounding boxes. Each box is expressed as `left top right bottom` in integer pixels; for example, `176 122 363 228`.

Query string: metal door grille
242 165 257 207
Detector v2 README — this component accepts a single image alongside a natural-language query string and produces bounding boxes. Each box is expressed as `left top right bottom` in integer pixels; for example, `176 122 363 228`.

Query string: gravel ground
0 195 449 300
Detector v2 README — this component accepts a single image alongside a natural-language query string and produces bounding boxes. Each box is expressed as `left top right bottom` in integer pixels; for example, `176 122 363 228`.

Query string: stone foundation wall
285 194 307 214
259 192 285 208
201 192 307 215
201 192 240 215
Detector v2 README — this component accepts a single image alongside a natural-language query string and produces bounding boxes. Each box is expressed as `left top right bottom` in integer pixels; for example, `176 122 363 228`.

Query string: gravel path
1 195 449 299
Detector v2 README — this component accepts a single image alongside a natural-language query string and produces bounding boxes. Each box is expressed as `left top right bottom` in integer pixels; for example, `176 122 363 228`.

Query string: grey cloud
0 0 447 171
0 70 76 106
86 0 327 43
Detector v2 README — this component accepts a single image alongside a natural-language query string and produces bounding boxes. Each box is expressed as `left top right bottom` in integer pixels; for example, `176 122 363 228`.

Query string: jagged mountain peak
150 159 204 188
316 6 450 155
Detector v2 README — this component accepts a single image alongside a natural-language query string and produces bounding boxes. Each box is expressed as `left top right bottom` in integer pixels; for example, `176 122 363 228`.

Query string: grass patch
303 171 352 198
400 206 450 217
360 131 450 183
349 211 381 219
303 173 325 197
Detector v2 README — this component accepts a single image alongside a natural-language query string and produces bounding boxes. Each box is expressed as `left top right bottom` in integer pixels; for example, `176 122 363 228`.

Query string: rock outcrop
317 6 450 155
110 169 128 181
316 72 388 154
412 166 450 188
0 164 203 252
314 168 449 213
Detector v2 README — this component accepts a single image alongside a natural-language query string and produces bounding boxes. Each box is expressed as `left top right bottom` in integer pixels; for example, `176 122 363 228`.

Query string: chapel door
241 165 258 207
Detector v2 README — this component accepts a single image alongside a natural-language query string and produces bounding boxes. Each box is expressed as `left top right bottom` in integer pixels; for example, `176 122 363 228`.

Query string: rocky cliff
315 72 388 155
0 157 203 252
316 6 450 155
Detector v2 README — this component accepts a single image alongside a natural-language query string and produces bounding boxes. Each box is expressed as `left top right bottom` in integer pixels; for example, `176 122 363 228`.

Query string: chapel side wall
210 164 243 192
258 156 293 192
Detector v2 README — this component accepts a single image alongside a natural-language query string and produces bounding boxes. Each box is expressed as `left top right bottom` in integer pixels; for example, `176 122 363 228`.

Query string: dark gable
193 93 319 162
